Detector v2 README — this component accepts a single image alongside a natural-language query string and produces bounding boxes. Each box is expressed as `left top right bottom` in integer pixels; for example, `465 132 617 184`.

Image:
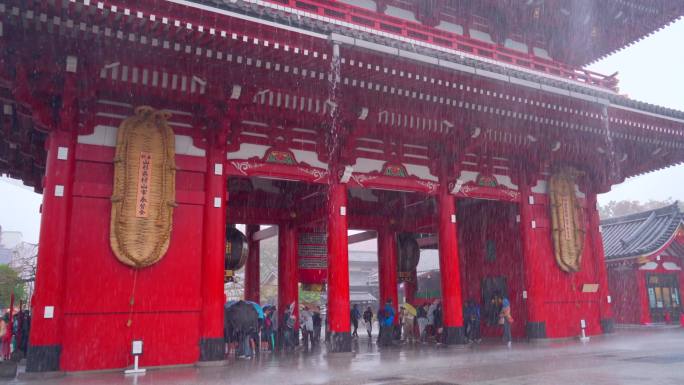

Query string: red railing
259 0 619 91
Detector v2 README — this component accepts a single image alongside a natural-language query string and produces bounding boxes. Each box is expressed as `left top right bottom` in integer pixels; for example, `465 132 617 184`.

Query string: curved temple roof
601 202 684 260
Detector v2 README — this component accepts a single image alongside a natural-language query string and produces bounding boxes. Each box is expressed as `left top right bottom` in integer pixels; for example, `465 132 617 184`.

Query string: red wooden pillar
519 172 547 338
27 65 78 372
637 270 652 325
377 227 398 323
278 222 299 335
244 225 261 303
199 138 228 361
327 183 352 351
436 183 465 344
586 191 615 333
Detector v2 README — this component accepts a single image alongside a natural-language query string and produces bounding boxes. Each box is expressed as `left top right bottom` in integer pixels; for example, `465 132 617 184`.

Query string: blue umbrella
245 301 264 319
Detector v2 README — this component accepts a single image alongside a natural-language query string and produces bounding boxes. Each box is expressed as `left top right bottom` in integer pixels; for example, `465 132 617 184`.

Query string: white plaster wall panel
533 47 552 60
469 29 494 44
175 135 206 156
436 21 463 35
531 179 547 194
403 164 438 181
352 157 385 173
384 6 418 23
291 149 327 169
639 262 658 270
78 125 206 156
78 125 117 147
227 143 270 160
494 174 518 190
456 170 479 184
663 262 682 271
337 0 376 12
504 39 528 53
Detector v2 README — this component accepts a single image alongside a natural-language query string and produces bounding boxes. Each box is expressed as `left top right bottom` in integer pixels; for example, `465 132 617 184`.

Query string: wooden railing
257 0 619 91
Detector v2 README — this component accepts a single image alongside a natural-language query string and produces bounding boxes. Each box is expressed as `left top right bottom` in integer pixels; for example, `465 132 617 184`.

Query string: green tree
299 286 322 306
599 198 676 219
0 265 24 308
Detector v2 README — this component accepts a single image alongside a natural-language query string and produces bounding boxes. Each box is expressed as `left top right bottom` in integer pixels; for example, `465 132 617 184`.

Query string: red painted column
436 183 465 344
637 270 652 325
377 227 398 323
586 191 614 333
519 172 547 338
27 68 78 372
278 222 299 335
199 140 228 361
244 225 261 303
327 183 352 351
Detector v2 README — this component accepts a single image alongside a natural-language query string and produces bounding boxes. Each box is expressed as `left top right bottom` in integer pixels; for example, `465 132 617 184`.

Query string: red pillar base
329 332 352 353
526 322 547 339
26 345 61 372
199 339 225 361
443 327 465 345
600 319 615 334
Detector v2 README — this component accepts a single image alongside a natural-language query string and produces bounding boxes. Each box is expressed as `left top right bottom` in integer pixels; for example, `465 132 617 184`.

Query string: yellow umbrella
401 303 417 316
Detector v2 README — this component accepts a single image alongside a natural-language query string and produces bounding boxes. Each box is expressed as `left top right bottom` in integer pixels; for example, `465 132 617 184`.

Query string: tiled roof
601 202 683 260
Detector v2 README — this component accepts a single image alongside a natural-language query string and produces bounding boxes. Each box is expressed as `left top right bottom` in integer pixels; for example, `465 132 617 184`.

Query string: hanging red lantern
298 231 327 291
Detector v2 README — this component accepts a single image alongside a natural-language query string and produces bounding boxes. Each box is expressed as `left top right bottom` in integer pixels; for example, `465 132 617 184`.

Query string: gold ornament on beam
110 106 177 268
549 166 585 273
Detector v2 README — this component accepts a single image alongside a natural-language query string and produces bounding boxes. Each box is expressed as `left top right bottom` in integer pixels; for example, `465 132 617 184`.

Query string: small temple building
0 0 683 373
603 203 684 325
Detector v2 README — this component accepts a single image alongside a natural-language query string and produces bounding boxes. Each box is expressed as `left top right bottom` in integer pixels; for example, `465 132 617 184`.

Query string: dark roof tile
601 202 683 260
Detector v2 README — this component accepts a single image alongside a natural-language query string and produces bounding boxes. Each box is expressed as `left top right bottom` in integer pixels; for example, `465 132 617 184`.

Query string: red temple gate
0 0 683 372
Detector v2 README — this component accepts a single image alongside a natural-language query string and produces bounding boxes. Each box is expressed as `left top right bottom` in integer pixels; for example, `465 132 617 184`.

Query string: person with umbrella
225 301 259 359
282 302 296 352
300 305 314 351
401 304 417 344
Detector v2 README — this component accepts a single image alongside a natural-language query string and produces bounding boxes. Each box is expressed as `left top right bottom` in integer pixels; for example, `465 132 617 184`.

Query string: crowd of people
349 293 513 348
224 293 513 360
0 309 30 361
224 301 323 359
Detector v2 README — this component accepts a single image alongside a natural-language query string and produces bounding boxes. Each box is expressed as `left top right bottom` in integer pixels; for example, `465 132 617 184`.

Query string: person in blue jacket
379 299 395 346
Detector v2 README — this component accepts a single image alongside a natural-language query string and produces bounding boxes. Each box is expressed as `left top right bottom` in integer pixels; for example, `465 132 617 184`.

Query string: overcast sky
1 18 683 244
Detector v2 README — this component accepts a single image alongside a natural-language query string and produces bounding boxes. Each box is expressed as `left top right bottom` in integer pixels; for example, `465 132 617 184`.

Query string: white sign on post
132 340 143 355
125 340 146 375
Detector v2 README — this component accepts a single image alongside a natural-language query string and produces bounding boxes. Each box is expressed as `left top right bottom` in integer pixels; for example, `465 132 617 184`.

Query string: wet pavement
10 326 684 385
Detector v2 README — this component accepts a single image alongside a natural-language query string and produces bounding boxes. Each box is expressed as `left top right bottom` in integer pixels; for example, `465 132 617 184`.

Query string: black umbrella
226 300 259 333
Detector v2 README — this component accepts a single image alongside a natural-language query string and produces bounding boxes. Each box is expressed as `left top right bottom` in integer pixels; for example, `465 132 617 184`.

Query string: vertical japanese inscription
136 152 152 218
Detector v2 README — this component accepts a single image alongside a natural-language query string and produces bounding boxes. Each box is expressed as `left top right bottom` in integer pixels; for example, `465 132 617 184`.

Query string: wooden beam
348 231 377 245
252 226 278 241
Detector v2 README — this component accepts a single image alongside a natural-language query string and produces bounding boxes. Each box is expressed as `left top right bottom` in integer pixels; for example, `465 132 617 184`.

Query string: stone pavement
10 326 684 385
